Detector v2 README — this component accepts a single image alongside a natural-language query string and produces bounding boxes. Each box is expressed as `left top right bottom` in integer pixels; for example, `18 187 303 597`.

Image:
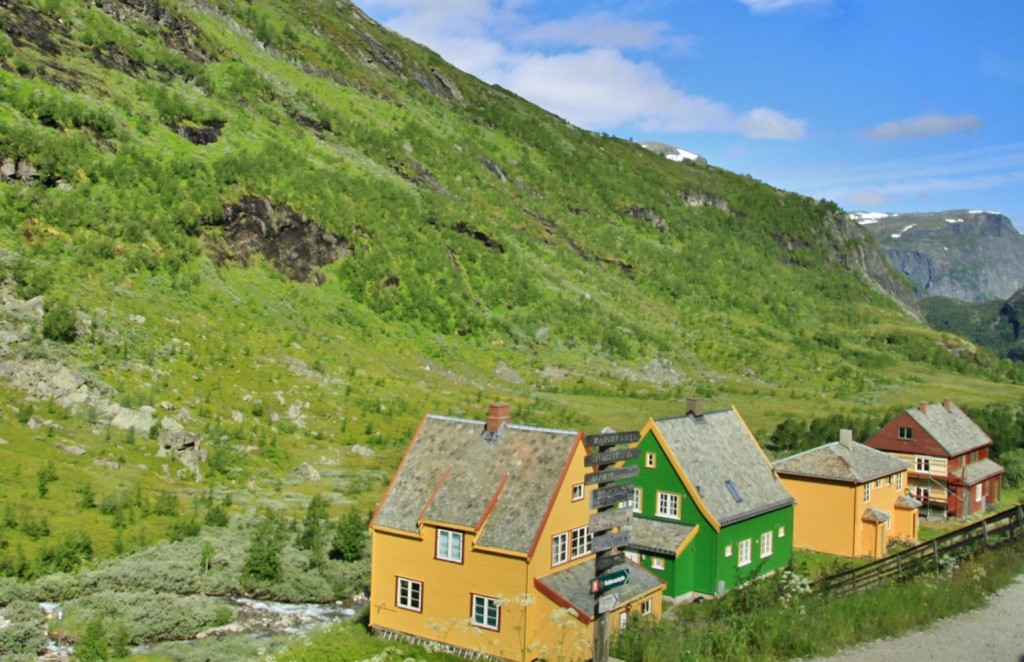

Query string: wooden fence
815 503 1024 596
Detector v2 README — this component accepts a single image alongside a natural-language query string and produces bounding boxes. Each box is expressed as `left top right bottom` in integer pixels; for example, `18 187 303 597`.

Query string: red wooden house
865 398 1004 518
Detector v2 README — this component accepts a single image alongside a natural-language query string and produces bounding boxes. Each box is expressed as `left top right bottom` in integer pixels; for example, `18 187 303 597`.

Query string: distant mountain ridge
853 210 1024 302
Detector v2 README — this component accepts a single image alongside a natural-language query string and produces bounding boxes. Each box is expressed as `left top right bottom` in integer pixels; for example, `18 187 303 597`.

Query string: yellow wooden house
773 430 920 558
369 403 664 661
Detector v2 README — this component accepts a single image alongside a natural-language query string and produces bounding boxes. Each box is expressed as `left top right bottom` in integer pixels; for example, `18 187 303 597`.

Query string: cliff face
855 210 1024 302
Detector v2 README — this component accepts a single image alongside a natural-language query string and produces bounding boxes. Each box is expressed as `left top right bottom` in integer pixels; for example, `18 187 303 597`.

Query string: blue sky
358 0 1024 227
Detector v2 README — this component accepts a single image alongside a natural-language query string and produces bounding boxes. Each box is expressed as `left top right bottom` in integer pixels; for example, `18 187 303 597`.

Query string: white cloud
515 14 698 54
360 1 805 140
738 0 830 14
864 113 984 141
737 108 806 140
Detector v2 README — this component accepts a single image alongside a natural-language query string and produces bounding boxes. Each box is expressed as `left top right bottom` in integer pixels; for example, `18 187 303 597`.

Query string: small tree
36 462 57 498
330 509 368 562
241 510 287 587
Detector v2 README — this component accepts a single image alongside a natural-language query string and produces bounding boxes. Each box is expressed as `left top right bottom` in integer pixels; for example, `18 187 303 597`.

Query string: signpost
587 429 640 662
584 447 640 467
584 431 641 448
589 508 632 533
594 551 626 574
584 464 639 486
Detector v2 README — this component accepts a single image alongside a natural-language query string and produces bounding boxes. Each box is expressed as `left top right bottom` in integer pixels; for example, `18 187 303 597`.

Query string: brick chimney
485 403 511 434
918 401 928 414
686 397 705 417
942 397 953 412
839 429 853 449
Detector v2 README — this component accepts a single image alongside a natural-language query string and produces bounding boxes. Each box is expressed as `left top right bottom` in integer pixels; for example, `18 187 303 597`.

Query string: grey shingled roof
773 440 909 484
627 518 695 556
372 415 579 554
957 457 1005 485
654 408 795 527
862 507 890 523
535 559 663 618
907 402 992 456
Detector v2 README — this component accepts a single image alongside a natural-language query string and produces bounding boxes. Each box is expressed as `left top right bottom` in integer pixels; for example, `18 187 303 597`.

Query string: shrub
0 601 47 660
42 299 78 343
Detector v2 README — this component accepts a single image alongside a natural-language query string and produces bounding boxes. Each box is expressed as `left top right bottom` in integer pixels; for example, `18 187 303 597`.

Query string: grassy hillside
3 1 1024 655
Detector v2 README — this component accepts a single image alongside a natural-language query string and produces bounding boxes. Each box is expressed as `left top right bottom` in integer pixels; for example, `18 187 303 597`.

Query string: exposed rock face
209 196 352 285
856 210 1024 302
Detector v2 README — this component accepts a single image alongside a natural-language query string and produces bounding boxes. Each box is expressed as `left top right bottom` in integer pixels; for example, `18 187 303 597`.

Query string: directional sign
597 593 618 614
590 482 634 509
592 529 630 553
584 447 640 467
585 464 639 486
590 507 632 533
595 551 626 575
584 431 641 448
590 569 630 594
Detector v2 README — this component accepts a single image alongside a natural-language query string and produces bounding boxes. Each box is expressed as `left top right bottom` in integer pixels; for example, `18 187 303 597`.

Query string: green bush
42 299 78 343
0 601 47 660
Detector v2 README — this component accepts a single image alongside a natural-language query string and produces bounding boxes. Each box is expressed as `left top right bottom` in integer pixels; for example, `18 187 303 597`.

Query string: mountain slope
1 0 1022 572
855 210 1024 302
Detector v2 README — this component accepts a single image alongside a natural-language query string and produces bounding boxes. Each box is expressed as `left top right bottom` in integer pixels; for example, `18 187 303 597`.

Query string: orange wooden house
773 430 920 558
369 403 663 661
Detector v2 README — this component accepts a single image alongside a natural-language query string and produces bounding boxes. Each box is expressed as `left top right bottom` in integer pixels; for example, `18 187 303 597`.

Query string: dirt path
813 575 1024 661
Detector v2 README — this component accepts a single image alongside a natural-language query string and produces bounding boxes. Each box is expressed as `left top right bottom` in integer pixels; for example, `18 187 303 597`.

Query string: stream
39 595 362 658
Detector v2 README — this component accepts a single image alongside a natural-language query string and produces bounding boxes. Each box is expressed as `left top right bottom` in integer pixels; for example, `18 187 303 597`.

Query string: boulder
293 462 321 482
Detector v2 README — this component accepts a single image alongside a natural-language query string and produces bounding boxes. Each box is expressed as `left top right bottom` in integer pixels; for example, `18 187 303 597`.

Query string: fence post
932 540 940 569
982 519 990 547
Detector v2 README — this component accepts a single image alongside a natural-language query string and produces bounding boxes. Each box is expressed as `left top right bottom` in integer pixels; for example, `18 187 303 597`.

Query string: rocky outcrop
856 210 1024 302
208 196 352 285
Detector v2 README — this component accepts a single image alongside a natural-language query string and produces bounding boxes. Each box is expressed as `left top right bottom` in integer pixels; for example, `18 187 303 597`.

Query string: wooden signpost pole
586 430 639 662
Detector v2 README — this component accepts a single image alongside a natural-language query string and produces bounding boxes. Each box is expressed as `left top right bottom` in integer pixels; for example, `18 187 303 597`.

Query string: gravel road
813 575 1024 661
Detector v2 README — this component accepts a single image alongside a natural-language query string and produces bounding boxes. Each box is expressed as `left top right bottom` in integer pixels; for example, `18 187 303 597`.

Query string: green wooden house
623 399 795 600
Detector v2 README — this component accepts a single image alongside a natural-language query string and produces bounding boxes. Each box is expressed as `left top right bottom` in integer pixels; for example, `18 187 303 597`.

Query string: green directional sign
590 568 630 594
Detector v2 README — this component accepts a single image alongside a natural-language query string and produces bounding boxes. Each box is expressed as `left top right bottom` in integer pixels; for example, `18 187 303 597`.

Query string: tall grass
613 540 1024 661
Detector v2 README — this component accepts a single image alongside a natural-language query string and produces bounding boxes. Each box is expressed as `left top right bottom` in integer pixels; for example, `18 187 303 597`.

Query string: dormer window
898 427 913 440
437 529 463 563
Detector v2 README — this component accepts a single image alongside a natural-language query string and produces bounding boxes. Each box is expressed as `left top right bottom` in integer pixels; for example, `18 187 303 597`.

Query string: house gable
866 411 947 457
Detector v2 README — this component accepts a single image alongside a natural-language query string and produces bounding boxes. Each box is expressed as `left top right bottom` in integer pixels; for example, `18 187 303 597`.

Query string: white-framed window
738 539 751 567
975 483 983 502
632 487 642 513
760 531 773 558
656 491 680 519
863 481 871 503
651 557 665 570
619 611 628 630
896 473 903 490
875 478 882 489
571 526 592 558
885 511 892 529
898 426 913 440
472 594 500 631
916 457 930 472
396 577 422 612
571 483 584 501
886 475 893 486
778 526 786 538
724 544 733 557
437 529 463 563
552 532 568 566
645 452 656 468
641 598 653 615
